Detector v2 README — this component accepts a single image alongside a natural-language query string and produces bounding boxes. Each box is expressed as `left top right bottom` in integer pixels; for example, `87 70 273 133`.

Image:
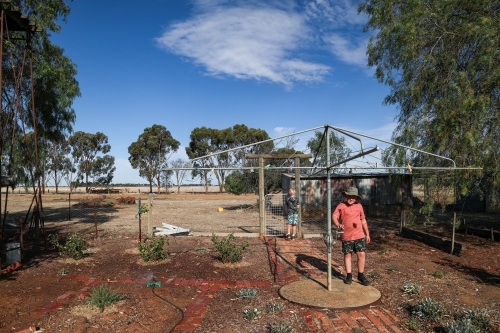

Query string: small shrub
88 284 125 312
236 287 259 300
402 283 422 295
139 236 168 262
412 297 446 320
432 269 448 279
58 268 69 276
211 233 248 263
195 247 207 253
444 319 479 333
379 248 390 255
49 233 87 260
268 321 294 333
388 265 399 273
461 309 493 332
370 272 381 280
405 210 416 226
267 302 285 313
243 308 261 320
407 316 421 331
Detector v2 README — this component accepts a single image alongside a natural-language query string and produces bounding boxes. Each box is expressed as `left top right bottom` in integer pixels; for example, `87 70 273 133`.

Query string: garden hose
150 281 185 333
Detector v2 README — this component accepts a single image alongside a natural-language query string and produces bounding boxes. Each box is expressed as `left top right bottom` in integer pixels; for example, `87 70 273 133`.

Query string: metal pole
295 157 301 238
451 213 456 254
259 157 265 236
326 127 332 291
94 202 98 239
138 198 142 243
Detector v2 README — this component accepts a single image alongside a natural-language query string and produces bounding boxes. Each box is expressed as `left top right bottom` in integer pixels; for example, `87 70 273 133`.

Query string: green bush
461 309 493 332
211 233 248 263
88 284 125 312
49 233 87 260
268 321 294 333
412 297 446 320
267 302 285 314
243 308 261 320
236 287 259 300
139 236 168 262
432 269 448 279
444 319 479 333
402 283 422 295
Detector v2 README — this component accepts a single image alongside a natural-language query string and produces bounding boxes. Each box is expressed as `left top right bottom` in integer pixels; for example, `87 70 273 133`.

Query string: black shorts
341 238 366 254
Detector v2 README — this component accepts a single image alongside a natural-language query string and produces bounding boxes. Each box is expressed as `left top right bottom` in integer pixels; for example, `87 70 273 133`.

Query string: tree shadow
295 253 344 280
436 257 500 286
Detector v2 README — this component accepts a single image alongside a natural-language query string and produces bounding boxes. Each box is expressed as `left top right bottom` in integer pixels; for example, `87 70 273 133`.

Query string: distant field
3 185 221 195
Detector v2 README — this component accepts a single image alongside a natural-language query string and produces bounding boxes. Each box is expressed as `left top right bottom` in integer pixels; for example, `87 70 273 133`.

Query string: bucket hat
342 187 362 200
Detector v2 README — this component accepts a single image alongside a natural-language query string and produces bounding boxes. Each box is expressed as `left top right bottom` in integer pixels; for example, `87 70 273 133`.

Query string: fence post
451 213 456 254
148 194 153 238
138 198 142 243
94 202 98 239
68 192 71 221
295 157 301 238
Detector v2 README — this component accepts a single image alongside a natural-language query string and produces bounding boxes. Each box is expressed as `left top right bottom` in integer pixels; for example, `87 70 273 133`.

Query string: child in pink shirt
332 187 371 286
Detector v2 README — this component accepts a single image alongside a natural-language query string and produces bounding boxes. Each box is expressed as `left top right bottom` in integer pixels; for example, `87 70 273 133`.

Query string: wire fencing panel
264 194 286 236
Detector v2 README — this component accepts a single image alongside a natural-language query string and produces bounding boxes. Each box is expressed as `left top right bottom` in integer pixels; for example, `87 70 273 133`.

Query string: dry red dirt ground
0 194 499 333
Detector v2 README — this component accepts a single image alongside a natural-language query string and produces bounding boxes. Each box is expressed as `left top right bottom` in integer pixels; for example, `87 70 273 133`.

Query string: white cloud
273 126 295 135
322 33 368 67
305 0 367 27
156 5 329 85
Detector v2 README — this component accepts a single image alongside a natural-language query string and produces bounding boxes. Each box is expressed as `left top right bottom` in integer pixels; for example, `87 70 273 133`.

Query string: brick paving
15 237 408 333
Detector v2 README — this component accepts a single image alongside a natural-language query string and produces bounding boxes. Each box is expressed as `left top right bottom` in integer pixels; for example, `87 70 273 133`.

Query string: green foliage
402 283 422 295
407 316 421 331
268 321 294 333
444 319 479 333
211 233 249 263
68 131 114 193
379 247 390 255
412 298 446 320
236 287 259 300
138 237 168 262
57 268 69 276
266 302 285 314
460 309 493 332
88 284 125 313
360 0 500 202
186 124 272 193
405 210 416 226
243 308 261 320
419 198 435 225
432 270 448 279
306 130 351 169
128 124 180 193
49 233 87 260
388 265 399 273
370 272 381 280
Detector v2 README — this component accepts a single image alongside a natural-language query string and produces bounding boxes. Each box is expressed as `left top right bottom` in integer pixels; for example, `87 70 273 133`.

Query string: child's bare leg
292 225 297 236
344 253 352 273
356 251 366 273
286 224 291 235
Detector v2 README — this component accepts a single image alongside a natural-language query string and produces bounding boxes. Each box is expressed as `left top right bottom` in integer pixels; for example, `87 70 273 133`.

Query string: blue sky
50 0 398 184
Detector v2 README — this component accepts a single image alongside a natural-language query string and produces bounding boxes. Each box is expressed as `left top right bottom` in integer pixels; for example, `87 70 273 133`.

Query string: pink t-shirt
333 202 366 241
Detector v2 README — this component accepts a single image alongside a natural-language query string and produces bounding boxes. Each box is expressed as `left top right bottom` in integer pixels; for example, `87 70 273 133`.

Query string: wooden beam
246 154 312 159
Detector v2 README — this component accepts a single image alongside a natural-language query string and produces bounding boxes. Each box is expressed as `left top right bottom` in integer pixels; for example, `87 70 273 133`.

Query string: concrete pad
279 278 381 309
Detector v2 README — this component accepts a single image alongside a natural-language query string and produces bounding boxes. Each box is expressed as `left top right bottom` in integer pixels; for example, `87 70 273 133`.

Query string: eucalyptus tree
359 0 500 201
186 124 272 193
0 0 79 190
306 130 352 171
128 125 180 194
68 131 114 193
45 139 71 193
170 158 192 194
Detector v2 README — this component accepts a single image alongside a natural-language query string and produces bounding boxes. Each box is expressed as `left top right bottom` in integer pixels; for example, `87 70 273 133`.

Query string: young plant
412 297 446 320
370 272 382 280
388 265 399 273
57 268 69 276
432 269 448 279
49 233 87 260
138 236 168 262
379 248 390 255
402 283 422 295
236 287 259 300
88 284 125 312
268 321 294 333
243 308 261 320
461 309 493 332
211 233 248 263
407 316 421 331
267 302 285 314
444 319 479 333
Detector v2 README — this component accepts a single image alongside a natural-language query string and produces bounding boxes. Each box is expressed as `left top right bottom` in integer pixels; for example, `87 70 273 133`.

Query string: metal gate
264 194 287 236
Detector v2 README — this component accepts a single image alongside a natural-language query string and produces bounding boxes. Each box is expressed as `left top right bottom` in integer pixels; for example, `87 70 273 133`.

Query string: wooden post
148 194 153 238
259 157 265 236
295 157 301 238
451 213 456 254
138 198 142 243
68 192 71 221
94 202 98 239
